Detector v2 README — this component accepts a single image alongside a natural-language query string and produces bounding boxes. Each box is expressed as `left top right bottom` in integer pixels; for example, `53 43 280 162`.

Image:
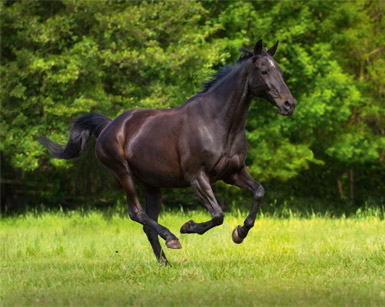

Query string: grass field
1 209 384 306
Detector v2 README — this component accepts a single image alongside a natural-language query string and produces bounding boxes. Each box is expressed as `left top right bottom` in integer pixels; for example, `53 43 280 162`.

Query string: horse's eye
261 70 268 75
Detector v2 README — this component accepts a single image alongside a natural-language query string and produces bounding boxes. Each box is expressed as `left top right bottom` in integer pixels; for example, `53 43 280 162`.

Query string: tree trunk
337 178 344 198
349 169 354 204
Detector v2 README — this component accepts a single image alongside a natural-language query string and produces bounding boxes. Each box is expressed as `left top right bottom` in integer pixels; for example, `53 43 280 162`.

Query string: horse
39 40 296 265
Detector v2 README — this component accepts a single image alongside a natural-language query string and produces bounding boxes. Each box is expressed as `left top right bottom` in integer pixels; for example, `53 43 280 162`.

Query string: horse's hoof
180 220 194 233
232 225 244 244
166 239 182 249
159 258 171 267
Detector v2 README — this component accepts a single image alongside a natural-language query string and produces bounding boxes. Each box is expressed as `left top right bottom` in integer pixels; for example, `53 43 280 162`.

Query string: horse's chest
207 135 247 178
208 152 245 181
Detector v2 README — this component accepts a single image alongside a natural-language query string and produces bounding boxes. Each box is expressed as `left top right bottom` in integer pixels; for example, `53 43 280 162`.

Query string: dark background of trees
1 0 384 214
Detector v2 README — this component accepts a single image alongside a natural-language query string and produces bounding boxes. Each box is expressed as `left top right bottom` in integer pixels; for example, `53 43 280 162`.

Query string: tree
1 0 384 211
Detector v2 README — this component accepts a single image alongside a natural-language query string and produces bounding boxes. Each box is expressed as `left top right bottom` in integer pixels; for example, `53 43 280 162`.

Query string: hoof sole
232 225 244 244
166 239 182 249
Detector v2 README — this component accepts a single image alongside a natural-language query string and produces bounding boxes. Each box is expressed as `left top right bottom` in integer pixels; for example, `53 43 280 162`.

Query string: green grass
1 210 384 306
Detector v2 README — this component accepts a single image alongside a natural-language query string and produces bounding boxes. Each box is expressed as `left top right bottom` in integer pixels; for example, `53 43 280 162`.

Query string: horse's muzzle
279 97 296 116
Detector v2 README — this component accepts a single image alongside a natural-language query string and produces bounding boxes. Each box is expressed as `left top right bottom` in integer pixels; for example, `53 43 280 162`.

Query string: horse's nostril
284 101 291 108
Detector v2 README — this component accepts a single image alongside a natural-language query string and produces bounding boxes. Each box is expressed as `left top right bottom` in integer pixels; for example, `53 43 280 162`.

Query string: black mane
199 65 233 94
199 51 252 94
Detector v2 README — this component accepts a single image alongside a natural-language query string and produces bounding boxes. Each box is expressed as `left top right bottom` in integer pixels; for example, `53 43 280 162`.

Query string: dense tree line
1 0 384 212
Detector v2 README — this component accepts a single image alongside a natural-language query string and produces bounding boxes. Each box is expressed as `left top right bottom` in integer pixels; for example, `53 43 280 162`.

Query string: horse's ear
253 39 263 55
267 41 279 57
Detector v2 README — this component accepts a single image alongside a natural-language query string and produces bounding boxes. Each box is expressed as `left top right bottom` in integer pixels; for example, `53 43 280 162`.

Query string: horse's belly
125 143 188 188
130 161 189 188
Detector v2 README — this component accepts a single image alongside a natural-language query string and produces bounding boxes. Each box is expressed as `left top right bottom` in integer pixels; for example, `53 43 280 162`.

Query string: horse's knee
213 211 224 226
255 185 265 200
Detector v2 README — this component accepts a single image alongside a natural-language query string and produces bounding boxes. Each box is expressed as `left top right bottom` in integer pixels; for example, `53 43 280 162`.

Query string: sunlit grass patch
1 210 384 306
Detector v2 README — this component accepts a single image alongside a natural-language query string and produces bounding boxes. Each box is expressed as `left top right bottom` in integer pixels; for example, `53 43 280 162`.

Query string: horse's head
245 39 297 116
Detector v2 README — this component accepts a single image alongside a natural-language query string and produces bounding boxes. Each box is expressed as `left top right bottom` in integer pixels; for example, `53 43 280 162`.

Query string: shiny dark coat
39 40 296 265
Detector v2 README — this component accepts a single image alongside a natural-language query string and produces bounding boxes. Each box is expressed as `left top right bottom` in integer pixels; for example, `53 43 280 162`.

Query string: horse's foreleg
225 165 264 244
180 172 224 235
141 186 169 266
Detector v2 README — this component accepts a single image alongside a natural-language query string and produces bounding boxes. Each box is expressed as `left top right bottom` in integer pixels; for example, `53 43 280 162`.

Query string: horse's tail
38 113 111 160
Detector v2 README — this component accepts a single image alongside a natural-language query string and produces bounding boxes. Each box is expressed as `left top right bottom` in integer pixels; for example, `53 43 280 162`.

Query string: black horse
39 40 296 265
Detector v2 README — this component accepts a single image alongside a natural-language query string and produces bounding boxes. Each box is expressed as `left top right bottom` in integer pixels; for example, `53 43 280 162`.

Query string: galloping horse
39 40 296 265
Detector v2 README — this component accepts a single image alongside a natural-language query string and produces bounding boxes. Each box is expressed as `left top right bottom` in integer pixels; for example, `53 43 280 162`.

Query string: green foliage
1 0 384 208
1 1 224 170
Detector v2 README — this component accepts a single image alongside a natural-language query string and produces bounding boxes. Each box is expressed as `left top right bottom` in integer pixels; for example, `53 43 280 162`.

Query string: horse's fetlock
245 217 255 228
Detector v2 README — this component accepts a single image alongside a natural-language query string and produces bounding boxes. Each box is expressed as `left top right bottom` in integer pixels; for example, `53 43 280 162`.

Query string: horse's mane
198 51 252 95
199 65 233 94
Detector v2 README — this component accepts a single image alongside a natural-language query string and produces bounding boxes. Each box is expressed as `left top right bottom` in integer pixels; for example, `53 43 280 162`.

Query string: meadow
1 209 384 306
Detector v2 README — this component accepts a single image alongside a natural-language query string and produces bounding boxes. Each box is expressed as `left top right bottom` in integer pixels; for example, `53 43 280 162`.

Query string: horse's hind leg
141 185 169 265
120 170 181 249
101 157 182 250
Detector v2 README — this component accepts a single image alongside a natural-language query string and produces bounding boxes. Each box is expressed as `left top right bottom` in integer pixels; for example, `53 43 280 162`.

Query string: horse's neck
201 63 252 135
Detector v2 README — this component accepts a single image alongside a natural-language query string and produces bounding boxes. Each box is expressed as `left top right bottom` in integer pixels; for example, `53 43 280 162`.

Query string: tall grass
1 209 384 306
